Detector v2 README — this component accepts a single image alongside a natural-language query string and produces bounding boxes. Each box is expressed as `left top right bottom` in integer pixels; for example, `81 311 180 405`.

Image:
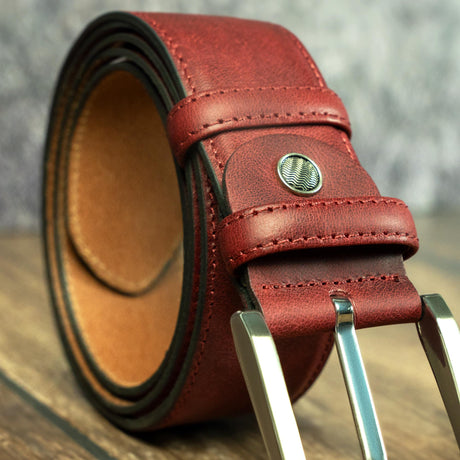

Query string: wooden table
0 214 458 459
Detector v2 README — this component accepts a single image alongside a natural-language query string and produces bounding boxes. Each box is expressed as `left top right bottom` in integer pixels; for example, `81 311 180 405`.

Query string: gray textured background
1 0 459 231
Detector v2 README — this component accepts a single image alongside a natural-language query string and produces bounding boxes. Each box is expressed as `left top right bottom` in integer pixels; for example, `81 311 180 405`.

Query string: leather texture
43 11 423 433
167 86 351 165
218 196 418 273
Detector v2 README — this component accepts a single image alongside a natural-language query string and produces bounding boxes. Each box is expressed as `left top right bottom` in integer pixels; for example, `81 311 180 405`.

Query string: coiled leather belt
43 12 460 459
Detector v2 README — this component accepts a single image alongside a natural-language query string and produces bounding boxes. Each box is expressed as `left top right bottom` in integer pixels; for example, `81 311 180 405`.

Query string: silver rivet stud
277 153 322 195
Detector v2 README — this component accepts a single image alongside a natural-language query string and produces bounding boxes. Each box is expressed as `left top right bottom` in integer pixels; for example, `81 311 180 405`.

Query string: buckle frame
418 294 460 446
231 294 460 459
230 311 305 460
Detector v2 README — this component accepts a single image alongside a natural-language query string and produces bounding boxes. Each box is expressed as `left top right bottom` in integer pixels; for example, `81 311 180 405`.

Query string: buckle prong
333 298 387 460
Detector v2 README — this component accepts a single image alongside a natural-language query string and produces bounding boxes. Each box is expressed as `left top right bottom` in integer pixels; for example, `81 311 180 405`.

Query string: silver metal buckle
418 294 460 446
231 294 460 459
230 311 305 460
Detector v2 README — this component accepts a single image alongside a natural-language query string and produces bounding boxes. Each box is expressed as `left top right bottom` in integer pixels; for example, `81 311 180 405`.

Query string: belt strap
44 10 437 448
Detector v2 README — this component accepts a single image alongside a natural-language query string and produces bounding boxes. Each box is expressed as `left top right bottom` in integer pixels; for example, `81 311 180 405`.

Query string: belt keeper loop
217 196 418 274
167 86 352 166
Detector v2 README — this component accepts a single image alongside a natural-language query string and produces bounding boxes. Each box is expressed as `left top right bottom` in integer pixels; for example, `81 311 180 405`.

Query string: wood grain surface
0 214 458 459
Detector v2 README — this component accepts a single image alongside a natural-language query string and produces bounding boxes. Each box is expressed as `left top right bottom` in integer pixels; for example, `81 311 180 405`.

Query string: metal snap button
277 153 322 195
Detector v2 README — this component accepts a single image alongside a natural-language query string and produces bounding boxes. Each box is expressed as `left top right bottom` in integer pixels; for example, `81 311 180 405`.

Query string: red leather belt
43 12 460 459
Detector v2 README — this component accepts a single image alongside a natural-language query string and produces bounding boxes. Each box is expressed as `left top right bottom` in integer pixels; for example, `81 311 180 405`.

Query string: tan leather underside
64 70 183 387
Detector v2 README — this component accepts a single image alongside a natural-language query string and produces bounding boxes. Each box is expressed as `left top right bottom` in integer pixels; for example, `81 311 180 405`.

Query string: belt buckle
231 294 460 460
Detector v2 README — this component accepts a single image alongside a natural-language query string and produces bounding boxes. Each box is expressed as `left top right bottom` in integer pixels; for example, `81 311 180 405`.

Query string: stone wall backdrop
1 0 459 231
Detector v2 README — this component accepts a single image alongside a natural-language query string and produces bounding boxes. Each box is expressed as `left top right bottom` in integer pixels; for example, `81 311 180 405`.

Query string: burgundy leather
167 86 351 165
222 132 422 339
218 196 418 273
43 11 423 435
